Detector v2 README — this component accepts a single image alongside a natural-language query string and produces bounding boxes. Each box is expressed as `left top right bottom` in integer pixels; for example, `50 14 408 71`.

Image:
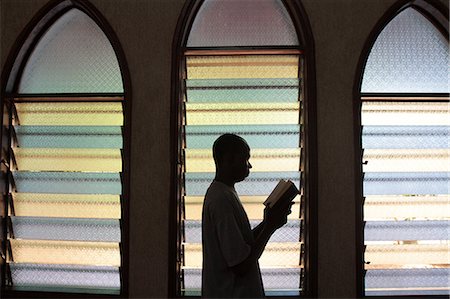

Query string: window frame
169 0 318 297
0 1 131 298
353 0 449 297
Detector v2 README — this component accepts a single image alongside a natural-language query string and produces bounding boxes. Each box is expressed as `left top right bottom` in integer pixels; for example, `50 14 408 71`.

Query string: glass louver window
360 7 449 296
179 0 306 296
1 8 125 294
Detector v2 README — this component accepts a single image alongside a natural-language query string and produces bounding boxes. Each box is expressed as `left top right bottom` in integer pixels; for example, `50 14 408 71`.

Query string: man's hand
263 201 294 231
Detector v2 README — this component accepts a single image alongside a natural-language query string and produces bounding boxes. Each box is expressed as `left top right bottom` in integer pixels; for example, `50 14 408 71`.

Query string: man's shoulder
204 181 236 209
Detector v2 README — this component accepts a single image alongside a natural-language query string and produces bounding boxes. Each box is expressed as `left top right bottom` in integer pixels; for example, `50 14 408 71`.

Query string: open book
263 179 299 208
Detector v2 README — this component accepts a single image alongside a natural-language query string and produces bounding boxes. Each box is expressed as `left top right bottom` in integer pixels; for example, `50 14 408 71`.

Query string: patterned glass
18 9 123 93
182 54 303 295
361 8 449 93
187 0 298 47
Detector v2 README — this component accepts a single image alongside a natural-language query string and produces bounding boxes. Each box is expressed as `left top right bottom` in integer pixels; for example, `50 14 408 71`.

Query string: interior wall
0 0 447 298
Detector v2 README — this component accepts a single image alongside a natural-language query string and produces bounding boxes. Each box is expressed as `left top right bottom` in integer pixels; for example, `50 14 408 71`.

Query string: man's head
213 134 252 183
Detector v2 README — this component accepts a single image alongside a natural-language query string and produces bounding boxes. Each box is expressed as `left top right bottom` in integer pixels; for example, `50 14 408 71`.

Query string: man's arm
231 201 293 276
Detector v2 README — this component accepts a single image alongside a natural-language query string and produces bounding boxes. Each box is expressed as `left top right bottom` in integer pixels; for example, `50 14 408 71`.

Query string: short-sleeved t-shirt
201 180 264 298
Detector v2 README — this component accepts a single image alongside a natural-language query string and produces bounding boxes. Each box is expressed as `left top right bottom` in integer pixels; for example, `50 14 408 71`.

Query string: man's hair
212 134 249 166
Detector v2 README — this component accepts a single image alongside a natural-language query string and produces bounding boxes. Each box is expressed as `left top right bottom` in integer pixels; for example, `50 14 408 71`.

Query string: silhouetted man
202 134 293 298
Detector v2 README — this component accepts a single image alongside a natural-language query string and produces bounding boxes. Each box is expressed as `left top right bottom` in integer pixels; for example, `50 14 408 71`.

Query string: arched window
1 1 130 296
357 2 449 296
171 0 317 297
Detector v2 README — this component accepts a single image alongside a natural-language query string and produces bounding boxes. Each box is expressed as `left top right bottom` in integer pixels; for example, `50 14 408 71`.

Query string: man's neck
214 173 235 188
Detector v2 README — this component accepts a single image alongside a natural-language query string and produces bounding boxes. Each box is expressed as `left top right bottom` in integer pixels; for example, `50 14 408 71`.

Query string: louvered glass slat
365 269 450 296
15 126 123 149
362 126 449 149
14 148 122 172
184 220 302 243
185 148 300 172
11 217 120 242
185 172 300 196
365 244 449 267
186 102 300 125
184 195 301 220
364 195 449 220
365 221 450 241
13 172 122 194
186 125 301 149
12 193 120 219
186 78 300 103
15 103 123 126
187 55 299 79
9 239 120 266
363 172 449 195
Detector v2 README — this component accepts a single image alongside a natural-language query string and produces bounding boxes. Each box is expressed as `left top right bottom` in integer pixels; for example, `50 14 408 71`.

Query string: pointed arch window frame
169 0 318 297
353 0 449 297
0 0 131 297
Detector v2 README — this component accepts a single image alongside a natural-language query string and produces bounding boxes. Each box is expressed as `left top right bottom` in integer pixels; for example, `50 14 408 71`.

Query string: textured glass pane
363 149 449 172
10 264 120 292
13 172 122 194
184 219 301 243
11 217 120 242
361 8 449 93
186 102 300 125
366 268 450 296
187 0 298 47
365 244 449 266
187 55 299 79
14 148 121 172
12 193 121 219
15 126 123 149
364 195 450 220
363 172 449 195
362 126 450 149
184 195 301 220
186 78 300 103
184 243 301 268
15 103 123 126
361 102 450 126
186 125 301 149
185 148 300 172
365 221 450 241
18 9 123 93
185 172 300 196
10 239 120 266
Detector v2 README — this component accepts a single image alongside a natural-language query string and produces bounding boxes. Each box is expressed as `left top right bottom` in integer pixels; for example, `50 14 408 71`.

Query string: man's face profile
230 145 252 183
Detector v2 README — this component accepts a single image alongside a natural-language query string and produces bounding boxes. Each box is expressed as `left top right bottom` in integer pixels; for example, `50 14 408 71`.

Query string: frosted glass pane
187 55 299 79
11 217 120 242
365 244 449 266
15 126 123 149
365 220 450 241
361 8 449 93
185 148 300 172
187 0 298 47
15 103 123 126
186 78 300 103
363 149 450 172
362 126 450 149
186 125 301 149
184 219 301 243
19 9 123 93
363 172 449 195
10 239 120 266
10 264 120 291
185 171 300 196
184 195 301 220
14 148 122 172
366 268 450 295
12 193 121 219
361 102 450 126
13 172 122 194
364 195 450 220
186 102 300 125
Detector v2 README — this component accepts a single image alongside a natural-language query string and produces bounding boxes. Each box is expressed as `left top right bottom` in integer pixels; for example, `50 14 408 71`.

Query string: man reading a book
202 134 294 298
